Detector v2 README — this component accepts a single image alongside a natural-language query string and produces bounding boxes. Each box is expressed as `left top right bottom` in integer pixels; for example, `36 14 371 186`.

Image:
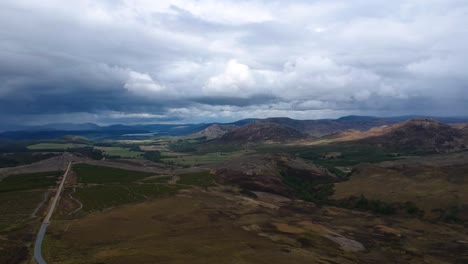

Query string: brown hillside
213 153 334 197
219 122 307 144
192 124 237 139
361 118 466 153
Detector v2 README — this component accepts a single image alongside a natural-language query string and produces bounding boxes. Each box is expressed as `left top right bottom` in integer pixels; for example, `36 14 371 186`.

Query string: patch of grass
0 171 61 193
27 143 87 150
73 164 154 184
178 172 215 187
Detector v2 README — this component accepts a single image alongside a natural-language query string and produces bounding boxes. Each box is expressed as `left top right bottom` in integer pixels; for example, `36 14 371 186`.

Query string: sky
1 0 468 127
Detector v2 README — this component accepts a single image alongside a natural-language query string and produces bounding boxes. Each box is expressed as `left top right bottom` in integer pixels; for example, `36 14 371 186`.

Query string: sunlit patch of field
333 162 468 220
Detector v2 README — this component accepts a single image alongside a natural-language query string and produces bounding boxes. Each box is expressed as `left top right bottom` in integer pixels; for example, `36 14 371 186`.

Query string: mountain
258 116 468 137
19 123 102 131
218 122 307 144
2 115 468 140
191 124 237 139
358 118 467 153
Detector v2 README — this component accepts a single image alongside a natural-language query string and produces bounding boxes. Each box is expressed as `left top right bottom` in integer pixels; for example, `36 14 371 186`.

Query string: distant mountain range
1 115 468 140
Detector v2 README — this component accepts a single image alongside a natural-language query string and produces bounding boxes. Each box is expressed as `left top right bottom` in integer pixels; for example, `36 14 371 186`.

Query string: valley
0 116 467 263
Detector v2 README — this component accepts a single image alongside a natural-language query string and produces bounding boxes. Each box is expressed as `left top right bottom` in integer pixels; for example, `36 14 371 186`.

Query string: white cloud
1 0 468 124
203 59 256 97
124 71 165 96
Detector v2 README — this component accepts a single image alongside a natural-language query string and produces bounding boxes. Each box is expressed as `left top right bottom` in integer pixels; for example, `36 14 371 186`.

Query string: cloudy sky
1 0 467 127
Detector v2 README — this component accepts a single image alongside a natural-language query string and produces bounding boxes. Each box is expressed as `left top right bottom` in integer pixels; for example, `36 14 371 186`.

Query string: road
34 161 72 264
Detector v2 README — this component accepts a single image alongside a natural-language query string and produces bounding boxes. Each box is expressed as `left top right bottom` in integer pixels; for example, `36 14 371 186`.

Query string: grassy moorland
0 171 61 193
0 171 62 263
177 171 216 187
0 152 58 168
73 164 154 183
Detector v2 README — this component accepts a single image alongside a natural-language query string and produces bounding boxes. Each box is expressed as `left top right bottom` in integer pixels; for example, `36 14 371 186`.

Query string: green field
73 164 154 184
0 171 61 193
95 146 143 158
178 171 215 187
27 143 87 150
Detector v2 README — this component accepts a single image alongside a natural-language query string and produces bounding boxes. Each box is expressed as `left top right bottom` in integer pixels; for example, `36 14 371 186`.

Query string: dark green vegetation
73 163 154 183
279 165 335 204
0 171 61 193
142 150 161 161
259 144 404 167
334 195 423 216
0 152 58 168
168 139 199 152
177 171 216 187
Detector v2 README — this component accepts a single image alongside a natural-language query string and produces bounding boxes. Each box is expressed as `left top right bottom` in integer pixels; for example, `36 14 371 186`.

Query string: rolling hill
191 124 237 139
326 118 467 153
218 122 308 144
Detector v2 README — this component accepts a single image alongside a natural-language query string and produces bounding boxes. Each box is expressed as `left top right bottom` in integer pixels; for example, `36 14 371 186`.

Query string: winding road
34 161 72 264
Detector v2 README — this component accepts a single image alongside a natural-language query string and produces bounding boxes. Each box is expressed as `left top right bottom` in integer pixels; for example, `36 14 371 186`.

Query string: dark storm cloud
0 0 467 127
